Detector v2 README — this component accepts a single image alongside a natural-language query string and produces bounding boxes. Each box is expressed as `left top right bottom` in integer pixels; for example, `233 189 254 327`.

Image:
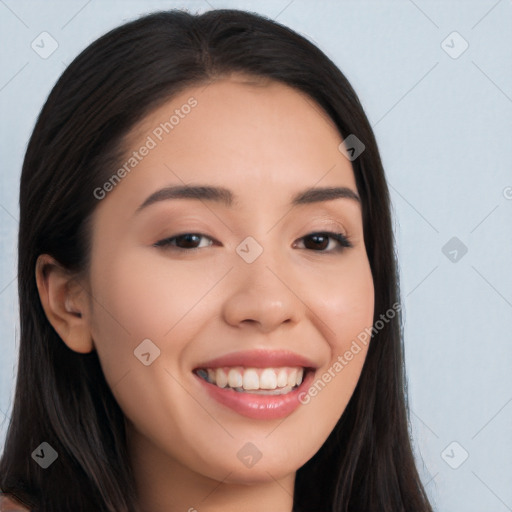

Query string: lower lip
193 369 316 420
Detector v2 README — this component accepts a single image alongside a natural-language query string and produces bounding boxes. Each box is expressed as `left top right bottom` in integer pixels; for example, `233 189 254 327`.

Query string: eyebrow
135 184 360 213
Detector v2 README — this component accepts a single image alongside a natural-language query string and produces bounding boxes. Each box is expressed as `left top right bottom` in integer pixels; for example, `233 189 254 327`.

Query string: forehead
96 75 358 215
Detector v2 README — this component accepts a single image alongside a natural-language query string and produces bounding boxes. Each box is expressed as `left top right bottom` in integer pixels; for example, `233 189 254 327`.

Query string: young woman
0 9 434 512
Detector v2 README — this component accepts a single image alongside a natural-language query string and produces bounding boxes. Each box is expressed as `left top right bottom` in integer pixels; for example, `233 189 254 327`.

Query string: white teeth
228 368 243 388
215 368 228 388
287 368 298 388
197 365 308 392
276 368 288 388
244 385 294 395
242 369 260 390
259 368 277 390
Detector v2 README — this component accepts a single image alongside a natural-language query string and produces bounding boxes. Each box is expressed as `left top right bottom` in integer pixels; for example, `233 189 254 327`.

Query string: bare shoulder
0 494 31 512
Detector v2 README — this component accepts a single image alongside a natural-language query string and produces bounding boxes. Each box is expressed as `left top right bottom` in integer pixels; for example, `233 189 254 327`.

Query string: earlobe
35 254 94 354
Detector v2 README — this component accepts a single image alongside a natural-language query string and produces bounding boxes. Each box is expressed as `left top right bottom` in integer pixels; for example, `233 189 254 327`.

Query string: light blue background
1 1 511 511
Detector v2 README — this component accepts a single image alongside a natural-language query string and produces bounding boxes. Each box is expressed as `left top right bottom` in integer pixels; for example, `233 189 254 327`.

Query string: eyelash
153 231 353 254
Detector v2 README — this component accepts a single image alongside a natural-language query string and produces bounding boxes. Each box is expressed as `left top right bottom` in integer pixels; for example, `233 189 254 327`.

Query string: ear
35 254 94 354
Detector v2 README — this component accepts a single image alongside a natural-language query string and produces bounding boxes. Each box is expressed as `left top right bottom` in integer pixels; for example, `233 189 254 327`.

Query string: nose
221 248 303 334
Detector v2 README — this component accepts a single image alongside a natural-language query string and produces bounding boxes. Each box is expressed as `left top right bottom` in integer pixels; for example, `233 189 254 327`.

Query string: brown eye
154 233 215 251
296 232 352 253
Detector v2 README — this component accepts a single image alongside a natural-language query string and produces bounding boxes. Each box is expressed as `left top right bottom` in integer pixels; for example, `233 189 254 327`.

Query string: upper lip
194 349 319 370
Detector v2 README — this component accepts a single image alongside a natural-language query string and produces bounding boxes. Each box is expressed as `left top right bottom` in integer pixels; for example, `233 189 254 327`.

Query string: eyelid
303 218 348 233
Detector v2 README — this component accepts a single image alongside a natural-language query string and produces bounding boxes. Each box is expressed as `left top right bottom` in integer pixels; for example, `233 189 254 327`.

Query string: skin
36 74 375 512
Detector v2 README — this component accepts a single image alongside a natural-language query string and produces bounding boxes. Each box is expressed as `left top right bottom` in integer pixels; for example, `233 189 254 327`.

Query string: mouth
191 349 318 419
193 366 314 395
192 365 316 419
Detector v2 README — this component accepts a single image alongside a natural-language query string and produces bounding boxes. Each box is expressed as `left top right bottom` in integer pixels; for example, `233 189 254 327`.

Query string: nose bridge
221 233 301 331
235 228 290 285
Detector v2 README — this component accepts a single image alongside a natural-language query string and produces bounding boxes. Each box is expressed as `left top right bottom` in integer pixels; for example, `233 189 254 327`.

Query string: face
83 75 374 486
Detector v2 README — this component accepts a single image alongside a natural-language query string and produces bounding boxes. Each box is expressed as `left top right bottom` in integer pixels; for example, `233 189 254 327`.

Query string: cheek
295 253 374 441
87 250 211 383
310 251 375 350
325 257 374 384
86 250 227 455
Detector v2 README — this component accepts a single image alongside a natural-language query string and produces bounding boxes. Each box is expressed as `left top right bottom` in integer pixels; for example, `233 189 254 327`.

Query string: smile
194 366 306 395
193 366 316 420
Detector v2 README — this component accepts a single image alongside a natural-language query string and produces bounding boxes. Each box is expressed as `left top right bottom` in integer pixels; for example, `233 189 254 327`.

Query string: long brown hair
0 9 433 511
